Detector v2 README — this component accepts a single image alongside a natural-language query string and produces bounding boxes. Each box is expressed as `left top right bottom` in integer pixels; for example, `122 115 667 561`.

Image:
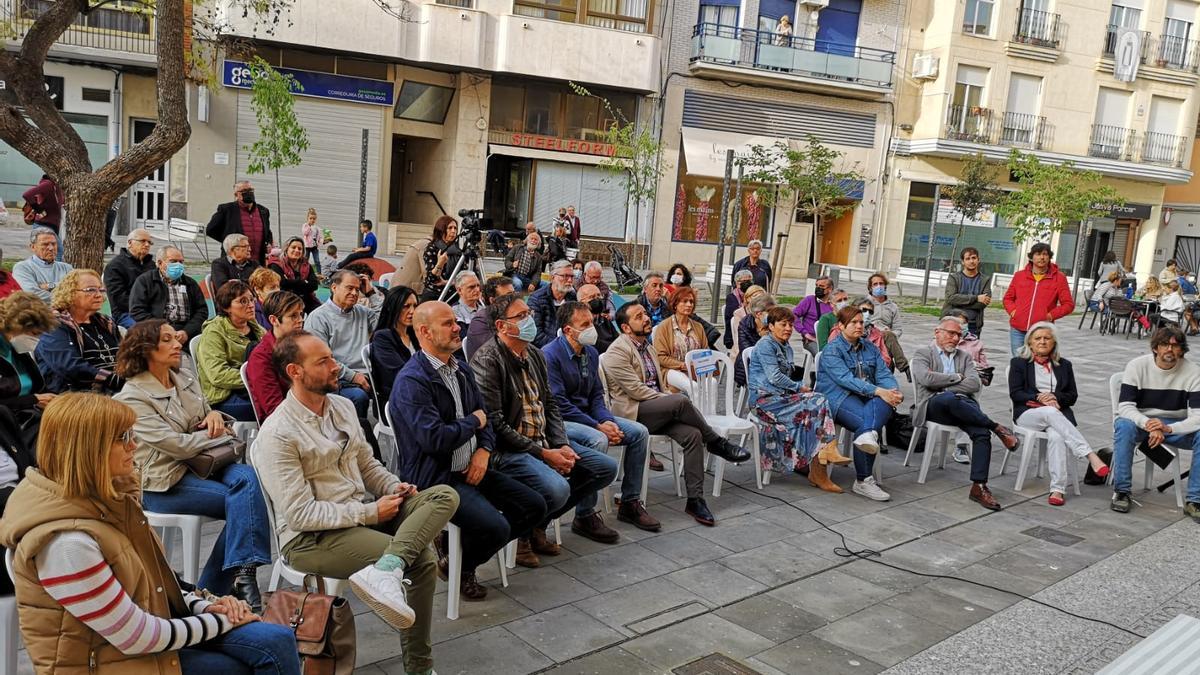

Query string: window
1110 1 1142 29
393 81 455 124
586 0 650 32
564 93 600 140
282 50 336 74
337 58 389 80
524 87 562 137
1145 96 1184 163
963 0 994 35
699 0 738 27
1162 0 1196 67
514 0 578 23
598 91 637 132
948 65 989 140
21 0 150 33
815 0 862 56
757 0 794 33
81 87 111 103
1002 73 1042 146
1092 87 1132 158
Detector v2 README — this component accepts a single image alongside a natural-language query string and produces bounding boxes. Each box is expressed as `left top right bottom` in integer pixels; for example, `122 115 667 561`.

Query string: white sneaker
952 445 971 464
350 565 415 630
853 476 891 502
853 431 880 455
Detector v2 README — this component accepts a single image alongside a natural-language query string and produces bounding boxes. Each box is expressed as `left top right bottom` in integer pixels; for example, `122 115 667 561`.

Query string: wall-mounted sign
492 131 616 157
221 60 394 107
1090 201 1153 219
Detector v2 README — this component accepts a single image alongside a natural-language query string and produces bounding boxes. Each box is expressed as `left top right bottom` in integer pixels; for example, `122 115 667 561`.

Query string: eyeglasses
76 287 107 295
232 297 254 307
132 238 153 245
505 310 532 322
115 429 135 445
937 328 963 338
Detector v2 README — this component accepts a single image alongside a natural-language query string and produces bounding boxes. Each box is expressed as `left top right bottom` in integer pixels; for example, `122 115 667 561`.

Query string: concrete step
385 222 431 256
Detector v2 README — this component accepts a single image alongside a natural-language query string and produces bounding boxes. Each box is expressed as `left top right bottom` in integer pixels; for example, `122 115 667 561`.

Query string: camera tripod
437 236 487 305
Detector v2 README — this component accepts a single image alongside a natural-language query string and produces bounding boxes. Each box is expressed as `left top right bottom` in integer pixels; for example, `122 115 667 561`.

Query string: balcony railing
5 0 156 56
1102 24 1151 62
1013 8 1060 49
1151 34 1200 73
1089 124 1136 161
1141 131 1188 167
943 105 1047 150
690 23 895 88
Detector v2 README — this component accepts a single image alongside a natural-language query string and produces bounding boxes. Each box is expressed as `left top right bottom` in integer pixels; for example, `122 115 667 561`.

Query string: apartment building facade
883 0 1199 282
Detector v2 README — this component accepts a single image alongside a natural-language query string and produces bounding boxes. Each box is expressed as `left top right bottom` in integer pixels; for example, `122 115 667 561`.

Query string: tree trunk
62 179 119 271
947 214 966 272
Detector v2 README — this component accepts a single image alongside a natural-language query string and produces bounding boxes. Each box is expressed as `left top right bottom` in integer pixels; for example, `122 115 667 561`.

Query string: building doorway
483 155 532 232
388 137 407 222
130 119 168 233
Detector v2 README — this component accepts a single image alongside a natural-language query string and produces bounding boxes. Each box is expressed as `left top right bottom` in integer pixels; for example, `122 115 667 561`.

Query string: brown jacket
651 315 708 393
599 334 667 420
0 470 187 675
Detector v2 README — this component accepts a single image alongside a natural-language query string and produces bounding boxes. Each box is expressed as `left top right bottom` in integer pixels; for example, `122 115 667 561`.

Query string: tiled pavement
11 273 1199 673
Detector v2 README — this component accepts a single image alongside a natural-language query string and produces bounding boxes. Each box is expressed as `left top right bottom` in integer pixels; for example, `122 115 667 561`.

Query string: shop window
672 169 773 246
525 88 562 137
900 181 1020 276
564 94 600 140
394 81 456 124
282 50 336 74
337 57 388 81
252 46 283 66
599 91 637 130
490 82 526 132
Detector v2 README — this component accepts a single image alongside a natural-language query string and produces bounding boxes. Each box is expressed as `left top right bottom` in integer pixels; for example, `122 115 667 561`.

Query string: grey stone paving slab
837 559 932 594
767 569 898 621
626 602 710 633
541 646 664 675
637 528 735 566
571 576 705 635
754 635 886 675
830 513 931 550
874 501 966 533
429 587 534 644
621 614 776 670
506 604 626 663
426 626 554 675
689 513 800 552
750 503 828 534
351 611 406 668
785 527 873 562
717 540 836 586
500 565 602 613
715 594 827 642
880 536 991 573
813 604 956 668
665 560 768 606
881 585 995 632
555 542 681 593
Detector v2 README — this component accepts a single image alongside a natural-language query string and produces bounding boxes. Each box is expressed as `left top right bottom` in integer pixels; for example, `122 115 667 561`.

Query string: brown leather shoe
530 527 561 556
993 425 1019 451
969 482 1002 511
460 572 488 600
617 499 662 532
572 512 620 543
514 539 541 568
807 458 843 493
817 439 852 466
648 454 665 472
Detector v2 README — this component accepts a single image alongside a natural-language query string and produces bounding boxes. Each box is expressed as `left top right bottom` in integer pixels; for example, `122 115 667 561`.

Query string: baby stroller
608 244 643 288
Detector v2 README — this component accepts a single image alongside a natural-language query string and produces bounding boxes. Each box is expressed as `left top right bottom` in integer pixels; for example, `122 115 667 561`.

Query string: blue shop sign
222 60 394 107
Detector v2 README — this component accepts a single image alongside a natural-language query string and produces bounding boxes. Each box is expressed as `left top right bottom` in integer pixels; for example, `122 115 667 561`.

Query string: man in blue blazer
391 301 547 601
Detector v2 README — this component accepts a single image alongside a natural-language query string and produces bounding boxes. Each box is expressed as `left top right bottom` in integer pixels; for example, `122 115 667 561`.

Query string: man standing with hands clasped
943 247 993 337
1002 242 1073 356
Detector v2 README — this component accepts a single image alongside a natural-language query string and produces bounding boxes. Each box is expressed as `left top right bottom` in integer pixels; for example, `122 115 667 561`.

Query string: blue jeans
1113 417 1200 502
491 447 616 523
179 620 301 675
1010 328 1026 356
511 274 541 293
141 464 272 592
833 394 893 480
336 382 370 418
449 470 546 573
117 312 136 329
306 246 321 274
214 392 256 422
925 391 997 483
564 418 649 507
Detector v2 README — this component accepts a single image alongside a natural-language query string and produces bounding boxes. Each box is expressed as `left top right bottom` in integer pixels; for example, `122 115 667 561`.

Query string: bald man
390 302 546 600
104 228 157 327
577 283 618 353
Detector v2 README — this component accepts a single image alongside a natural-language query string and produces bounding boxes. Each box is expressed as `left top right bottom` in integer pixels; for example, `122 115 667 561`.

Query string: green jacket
196 315 264 405
816 312 838 349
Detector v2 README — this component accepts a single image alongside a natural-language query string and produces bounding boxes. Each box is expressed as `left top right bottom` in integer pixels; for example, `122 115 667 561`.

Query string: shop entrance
388 137 406 222
483 155 532 233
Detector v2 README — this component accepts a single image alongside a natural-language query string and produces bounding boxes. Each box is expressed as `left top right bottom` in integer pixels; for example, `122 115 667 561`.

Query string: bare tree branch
9 0 90 163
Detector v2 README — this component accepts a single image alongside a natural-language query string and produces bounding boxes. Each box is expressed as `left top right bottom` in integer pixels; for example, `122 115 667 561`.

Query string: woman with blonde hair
35 268 123 394
0 393 300 674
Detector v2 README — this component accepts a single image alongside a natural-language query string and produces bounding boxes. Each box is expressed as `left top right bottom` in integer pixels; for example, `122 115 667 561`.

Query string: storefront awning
489 143 612 166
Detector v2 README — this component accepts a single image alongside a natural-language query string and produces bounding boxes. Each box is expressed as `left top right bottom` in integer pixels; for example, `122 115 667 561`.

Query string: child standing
301 207 321 274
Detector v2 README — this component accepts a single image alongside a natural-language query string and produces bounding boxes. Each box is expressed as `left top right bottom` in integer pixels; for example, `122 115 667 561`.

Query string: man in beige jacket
254 331 458 675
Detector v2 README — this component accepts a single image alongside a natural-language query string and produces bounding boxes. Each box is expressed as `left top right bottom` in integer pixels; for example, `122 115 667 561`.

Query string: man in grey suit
911 318 1020 512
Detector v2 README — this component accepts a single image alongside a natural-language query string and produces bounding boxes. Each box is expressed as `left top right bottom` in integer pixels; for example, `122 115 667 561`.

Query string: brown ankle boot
529 527 561 556
817 439 852 466
514 539 541 568
807 458 843 493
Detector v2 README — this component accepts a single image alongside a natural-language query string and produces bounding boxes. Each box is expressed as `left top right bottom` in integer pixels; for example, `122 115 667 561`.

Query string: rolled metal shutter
236 92 382 253
533 161 628 239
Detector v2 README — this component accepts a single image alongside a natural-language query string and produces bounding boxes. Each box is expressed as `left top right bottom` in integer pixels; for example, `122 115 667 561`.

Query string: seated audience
471 294 618 564
210 234 259 293
748 306 848 492
528 260 578 347
335 219 379 270
1110 325 1200 519
129 245 208 346
0 405 33 596
636 272 671 328
103 228 155 327
245 290 306 422
665 262 692 295
577 260 616 316
792 275 833 357
830 296 909 373
730 285 765 361
256 332 458 675
653 285 708 393
545 301 659 532
943 310 993 387
346 263 384 307
867 273 902 336
392 302 546 599
12 227 71 304
0 248 21 302
1008 322 1109 506
270 236 321 314
370 285 420 410
114 320 271 608
911 318 1018 511
603 303 751 526
724 269 754 349
0 393 299 674
320 244 339 275
576 283 618 354
1154 279 1186 326
815 306 902 502
661 263 720 346
504 232 544 293
731 239 772 289
815 289 848 349
37 269 123 394
571 259 585 283
451 271 484 325
196 280 264 422
305 269 382 419
0 292 57 426
248 266 281 329
465 276 515 359
1137 276 1166 301
736 293 775 387
545 222 572 263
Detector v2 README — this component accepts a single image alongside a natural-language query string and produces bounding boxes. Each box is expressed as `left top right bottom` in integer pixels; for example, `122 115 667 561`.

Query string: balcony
1089 125 1137 162
1012 8 1060 49
1150 34 1200 73
689 23 895 98
1102 24 1151 62
3 0 157 65
942 104 1047 150
1099 25 1200 85
1141 131 1188 167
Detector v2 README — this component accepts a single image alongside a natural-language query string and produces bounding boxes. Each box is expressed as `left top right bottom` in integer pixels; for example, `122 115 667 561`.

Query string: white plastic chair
684 350 761 497
1106 372 1185 507
3 548 17 675
901 375 961 484
192 339 257 443
444 523 508 620
366 344 399 474
998 364 1080 494
597 352 682 497
146 512 219 584
240 362 264 426
246 443 348 596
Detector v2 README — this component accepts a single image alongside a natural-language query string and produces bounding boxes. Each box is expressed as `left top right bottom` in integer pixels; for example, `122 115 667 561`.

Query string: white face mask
10 335 38 354
577 326 598 346
670 273 684 285
835 300 848 310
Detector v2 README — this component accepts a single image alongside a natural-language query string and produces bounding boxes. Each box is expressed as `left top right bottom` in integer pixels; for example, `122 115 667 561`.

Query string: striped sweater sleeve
35 531 232 655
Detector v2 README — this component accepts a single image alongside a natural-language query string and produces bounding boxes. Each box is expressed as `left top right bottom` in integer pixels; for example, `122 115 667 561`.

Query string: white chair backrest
240 362 263 425
4 547 13 584
379 273 394 288
245 442 283 550
741 344 754 378
684 349 734 417
597 352 613 408
203 274 214 300
189 336 201 369
1109 372 1123 418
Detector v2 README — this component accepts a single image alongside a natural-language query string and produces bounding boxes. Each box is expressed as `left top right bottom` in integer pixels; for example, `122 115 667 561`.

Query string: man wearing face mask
577 261 616 314
577 284 618 354
544 302 659 536
470 294 618 566
205 181 273 265
791 275 833 358
528 261 578 348
129 246 208 346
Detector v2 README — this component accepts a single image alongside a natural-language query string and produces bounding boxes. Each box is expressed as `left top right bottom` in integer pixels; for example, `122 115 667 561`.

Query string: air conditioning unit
799 0 829 8
912 53 939 81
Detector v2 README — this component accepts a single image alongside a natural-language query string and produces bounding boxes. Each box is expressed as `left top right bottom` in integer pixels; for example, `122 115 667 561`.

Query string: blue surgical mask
871 285 887 298
166 262 186 281
516 315 537 342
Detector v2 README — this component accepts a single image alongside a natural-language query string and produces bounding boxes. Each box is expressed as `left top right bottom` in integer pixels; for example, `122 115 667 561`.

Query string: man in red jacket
1002 242 1074 356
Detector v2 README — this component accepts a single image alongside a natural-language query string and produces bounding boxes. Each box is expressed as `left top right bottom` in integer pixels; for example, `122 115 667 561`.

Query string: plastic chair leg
1 596 18 675
447 525 462 620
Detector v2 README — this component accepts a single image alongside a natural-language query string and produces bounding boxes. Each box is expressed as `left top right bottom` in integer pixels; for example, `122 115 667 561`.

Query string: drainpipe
111 68 127 236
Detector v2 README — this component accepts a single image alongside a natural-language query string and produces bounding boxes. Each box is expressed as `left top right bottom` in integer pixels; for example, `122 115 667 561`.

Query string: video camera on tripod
438 208 489 303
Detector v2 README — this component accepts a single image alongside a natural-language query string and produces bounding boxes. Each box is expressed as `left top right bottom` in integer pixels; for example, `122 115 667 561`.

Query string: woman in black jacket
270 237 321 313
1009 322 1109 507
370 285 419 414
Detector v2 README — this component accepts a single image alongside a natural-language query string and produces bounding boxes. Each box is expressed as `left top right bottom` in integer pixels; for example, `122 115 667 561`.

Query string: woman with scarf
36 269 124 394
269 236 321 314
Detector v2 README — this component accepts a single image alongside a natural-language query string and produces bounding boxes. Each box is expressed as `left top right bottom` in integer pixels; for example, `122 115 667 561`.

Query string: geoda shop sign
222 60 394 107
499 132 616 157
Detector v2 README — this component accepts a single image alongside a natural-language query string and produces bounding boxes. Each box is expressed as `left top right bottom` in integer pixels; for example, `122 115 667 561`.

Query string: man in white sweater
12 227 72 304
304 269 382 418
255 331 458 675
1112 324 1200 519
